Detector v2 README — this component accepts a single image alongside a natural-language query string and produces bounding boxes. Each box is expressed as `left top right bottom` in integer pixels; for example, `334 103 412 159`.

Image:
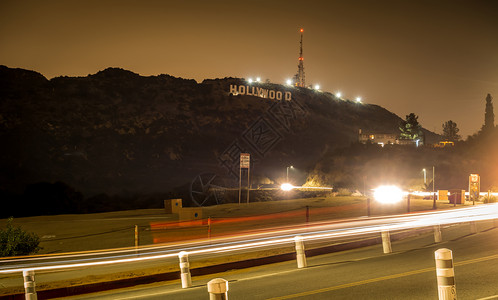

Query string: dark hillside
0 66 440 210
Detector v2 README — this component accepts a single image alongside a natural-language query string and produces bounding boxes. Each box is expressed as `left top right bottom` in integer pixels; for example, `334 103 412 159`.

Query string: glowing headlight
374 185 404 204
281 183 294 191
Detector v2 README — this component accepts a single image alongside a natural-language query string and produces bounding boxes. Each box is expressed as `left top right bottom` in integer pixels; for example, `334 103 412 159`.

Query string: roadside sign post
435 248 456 299
381 230 392 254
469 174 480 205
23 270 37 300
178 251 192 288
294 236 307 268
239 153 250 204
207 278 229 300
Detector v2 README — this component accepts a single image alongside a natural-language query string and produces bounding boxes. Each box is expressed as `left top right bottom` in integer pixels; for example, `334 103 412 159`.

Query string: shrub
0 217 41 257
483 195 497 203
336 188 352 196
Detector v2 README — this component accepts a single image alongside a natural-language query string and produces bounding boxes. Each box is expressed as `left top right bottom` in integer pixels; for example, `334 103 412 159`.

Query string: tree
0 217 41 257
442 120 461 142
482 93 494 132
399 113 423 140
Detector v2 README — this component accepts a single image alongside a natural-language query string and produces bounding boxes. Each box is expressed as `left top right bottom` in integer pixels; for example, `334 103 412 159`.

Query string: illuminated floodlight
286 79 292 85
256 77 261 82
314 84 320 90
356 97 362 103
336 92 342 98
281 183 294 191
248 78 253 84
374 185 404 204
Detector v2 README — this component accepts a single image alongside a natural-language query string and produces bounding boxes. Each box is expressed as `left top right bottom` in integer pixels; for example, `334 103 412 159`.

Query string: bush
483 195 497 203
336 188 352 196
0 217 41 257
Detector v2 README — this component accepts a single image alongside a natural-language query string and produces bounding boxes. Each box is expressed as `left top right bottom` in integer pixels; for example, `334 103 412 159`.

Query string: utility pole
432 166 437 209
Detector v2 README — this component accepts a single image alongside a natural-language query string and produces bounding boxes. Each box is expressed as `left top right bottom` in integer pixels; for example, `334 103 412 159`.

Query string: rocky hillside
0 66 439 201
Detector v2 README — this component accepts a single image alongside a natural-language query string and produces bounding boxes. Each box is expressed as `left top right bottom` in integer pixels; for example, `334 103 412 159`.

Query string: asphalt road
63 220 498 300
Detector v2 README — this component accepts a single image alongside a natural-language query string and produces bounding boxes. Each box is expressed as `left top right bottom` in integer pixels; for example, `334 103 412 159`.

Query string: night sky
1 0 497 137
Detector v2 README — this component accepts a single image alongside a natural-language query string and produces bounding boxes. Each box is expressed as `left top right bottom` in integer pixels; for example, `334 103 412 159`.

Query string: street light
286 166 294 182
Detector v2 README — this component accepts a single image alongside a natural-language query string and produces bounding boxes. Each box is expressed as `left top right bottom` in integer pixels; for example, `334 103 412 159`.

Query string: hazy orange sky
1 0 497 137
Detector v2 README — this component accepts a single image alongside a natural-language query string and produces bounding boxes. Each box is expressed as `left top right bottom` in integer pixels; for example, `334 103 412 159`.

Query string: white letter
256 87 263 97
239 85 246 95
276 91 282 100
230 85 238 94
260 89 268 98
269 90 275 100
285 92 292 101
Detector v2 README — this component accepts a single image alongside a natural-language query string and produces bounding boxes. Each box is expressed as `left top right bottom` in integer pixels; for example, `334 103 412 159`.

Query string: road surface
61 220 498 299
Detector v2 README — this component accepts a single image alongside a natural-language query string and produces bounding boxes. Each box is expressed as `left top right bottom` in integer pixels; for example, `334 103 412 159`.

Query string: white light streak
2 204 498 275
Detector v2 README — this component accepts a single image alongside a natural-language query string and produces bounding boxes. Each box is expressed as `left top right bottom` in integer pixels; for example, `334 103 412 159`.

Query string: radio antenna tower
294 28 306 87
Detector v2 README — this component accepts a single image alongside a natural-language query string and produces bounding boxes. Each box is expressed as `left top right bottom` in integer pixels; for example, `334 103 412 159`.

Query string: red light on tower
300 28 304 33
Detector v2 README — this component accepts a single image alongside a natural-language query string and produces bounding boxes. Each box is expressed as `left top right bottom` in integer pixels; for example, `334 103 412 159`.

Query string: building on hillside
434 141 455 148
358 129 424 147
358 129 398 146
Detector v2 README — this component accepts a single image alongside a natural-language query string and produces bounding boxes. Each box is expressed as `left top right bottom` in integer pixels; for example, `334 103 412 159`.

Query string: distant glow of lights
256 77 261 82
286 79 292 85
314 84 320 90
336 92 342 98
356 97 362 103
374 185 404 204
281 183 294 191
248 78 253 84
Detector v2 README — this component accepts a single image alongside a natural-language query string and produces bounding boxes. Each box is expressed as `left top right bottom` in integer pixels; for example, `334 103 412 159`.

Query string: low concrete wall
164 199 182 214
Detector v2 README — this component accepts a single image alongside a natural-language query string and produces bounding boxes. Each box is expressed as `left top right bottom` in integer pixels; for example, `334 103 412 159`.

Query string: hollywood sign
230 85 292 101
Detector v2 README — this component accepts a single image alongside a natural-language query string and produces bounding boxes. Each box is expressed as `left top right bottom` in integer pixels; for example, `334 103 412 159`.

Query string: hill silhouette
0 66 441 212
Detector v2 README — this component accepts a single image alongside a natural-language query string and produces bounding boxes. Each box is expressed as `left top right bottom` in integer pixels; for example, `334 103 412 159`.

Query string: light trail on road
1 203 497 275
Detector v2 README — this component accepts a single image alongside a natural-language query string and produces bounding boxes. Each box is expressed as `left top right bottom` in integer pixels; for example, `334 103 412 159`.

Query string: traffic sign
240 153 250 169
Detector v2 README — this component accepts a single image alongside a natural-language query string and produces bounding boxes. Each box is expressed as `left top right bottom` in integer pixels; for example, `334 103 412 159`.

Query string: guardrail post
294 235 307 268
435 248 456 300
381 230 392 254
23 269 37 300
208 217 211 239
135 225 139 248
367 198 371 217
434 224 442 243
207 278 229 300
178 251 192 288
406 193 411 213
470 221 477 234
